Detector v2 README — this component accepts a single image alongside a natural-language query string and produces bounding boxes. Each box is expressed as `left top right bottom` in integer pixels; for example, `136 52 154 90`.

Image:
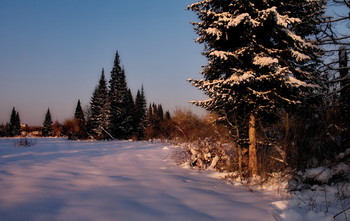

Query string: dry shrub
52 121 63 137
167 109 237 172
170 109 229 143
170 109 209 142
63 119 80 139
14 138 36 147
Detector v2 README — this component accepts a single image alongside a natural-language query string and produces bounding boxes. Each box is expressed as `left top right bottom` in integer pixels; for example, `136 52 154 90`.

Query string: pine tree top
10 107 17 121
110 51 124 83
74 99 85 121
99 69 107 88
44 108 52 122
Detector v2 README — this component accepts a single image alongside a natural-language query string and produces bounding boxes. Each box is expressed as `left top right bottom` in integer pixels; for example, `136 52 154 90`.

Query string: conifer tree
145 103 169 139
145 103 157 139
15 112 21 136
157 104 164 121
109 51 133 139
87 69 110 140
74 99 86 139
8 107 17 137
147 103 154 126
126 89 135 134
165 111 171 120
74 100 85 121
134 86 147 139
42 108 53 137
188 0 325 175
0 124 6 137
8 107 21 137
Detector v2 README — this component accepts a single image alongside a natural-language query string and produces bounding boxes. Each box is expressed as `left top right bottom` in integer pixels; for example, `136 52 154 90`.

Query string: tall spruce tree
134 86 147 139
87 69 111 140
8 107 16 137
157 104 164 121
74 99 86 139
42 108 53 137
8 107 21 137
109 51 133 139
188 0 324 175
15 112 21 136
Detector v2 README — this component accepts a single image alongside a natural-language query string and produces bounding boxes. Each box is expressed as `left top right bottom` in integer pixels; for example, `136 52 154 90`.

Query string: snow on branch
187 0 213 10
204 28 222 40
260 7 301 28
188 78 222 93
253 56 278 67
285 76 319 88
247 87 272 96
217 12 234 23
225 71 255 85
290 50 311 62
227 13 259 28
208 50 238 60
282 28 318 50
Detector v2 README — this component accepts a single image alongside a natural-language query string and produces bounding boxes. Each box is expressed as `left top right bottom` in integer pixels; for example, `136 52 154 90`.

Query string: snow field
0 138 342 220
0 138 275 221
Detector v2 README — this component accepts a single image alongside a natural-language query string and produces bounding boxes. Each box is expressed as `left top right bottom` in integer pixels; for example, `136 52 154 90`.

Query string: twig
333 206 350 220
101 127 115 140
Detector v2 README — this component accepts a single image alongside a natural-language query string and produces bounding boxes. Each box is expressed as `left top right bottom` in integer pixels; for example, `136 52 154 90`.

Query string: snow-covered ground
0 138 338 221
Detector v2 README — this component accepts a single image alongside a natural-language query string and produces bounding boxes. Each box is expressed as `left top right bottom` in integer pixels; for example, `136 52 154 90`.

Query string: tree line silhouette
0 51 172 140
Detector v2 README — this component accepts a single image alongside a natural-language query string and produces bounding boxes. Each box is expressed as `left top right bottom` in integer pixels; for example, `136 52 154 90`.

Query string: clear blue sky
0 0 207 126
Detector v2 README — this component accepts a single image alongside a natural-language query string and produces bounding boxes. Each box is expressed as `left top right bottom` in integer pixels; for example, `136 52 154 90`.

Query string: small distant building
21 124 28 136
30 130 42 137
20 124 43 137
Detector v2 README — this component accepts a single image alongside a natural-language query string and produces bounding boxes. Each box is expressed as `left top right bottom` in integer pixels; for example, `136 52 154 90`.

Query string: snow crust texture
0 138 275 221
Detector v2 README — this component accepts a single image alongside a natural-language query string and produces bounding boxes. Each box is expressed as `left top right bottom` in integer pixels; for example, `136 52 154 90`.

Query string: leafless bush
164 110 239 172
14 138 36 147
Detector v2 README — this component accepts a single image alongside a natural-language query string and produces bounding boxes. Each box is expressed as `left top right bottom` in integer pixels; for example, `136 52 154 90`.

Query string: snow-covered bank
0 138 275 221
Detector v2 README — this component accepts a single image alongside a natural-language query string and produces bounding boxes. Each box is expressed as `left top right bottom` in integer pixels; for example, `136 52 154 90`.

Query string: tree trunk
232 115 243 175
284 111 290 141
339 46 349 114
235 125 243 176
249 113 258 176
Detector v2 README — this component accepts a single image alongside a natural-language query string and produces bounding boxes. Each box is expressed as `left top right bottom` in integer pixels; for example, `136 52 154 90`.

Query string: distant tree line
0 107 21 137
48 51 173 141
0 51 172 140
0 107 57 137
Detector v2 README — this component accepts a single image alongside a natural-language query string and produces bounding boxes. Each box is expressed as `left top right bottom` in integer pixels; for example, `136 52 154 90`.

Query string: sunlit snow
253 56 278 67
0 138 337 221
0 138 275 221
